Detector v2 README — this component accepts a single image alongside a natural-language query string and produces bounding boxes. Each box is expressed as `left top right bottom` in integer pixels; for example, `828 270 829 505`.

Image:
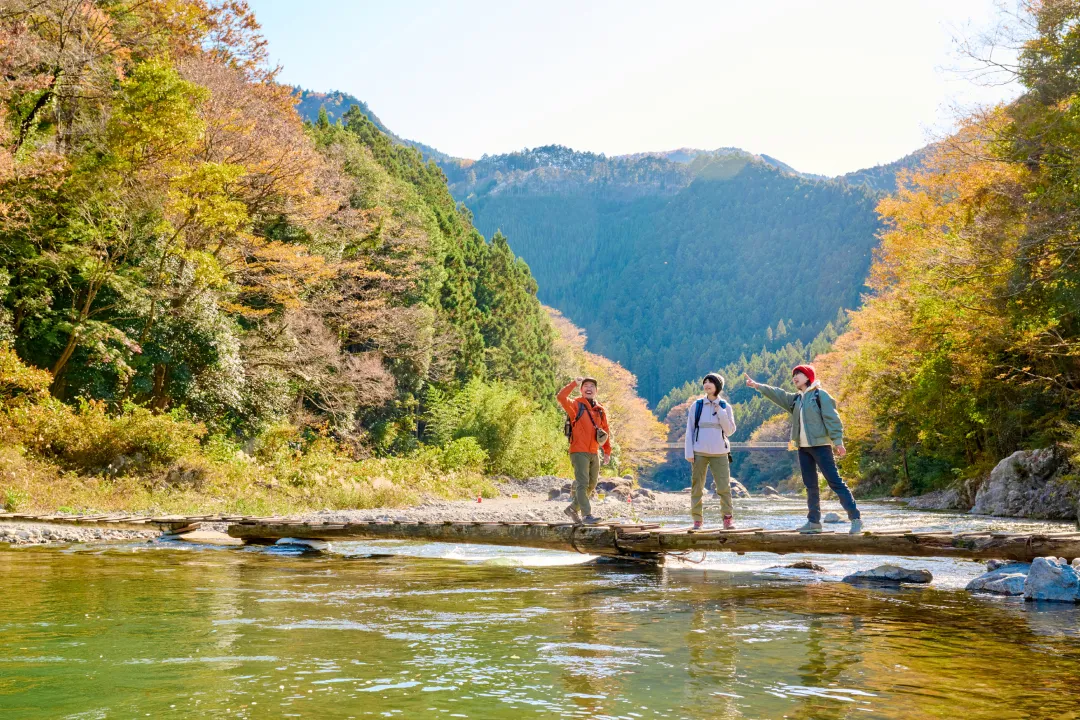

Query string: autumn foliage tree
826 0 1080 492
0 0 563 471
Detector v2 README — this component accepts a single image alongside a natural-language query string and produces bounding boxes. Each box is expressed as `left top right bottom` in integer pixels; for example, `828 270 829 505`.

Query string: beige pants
691 453 733 522
569 452 600 517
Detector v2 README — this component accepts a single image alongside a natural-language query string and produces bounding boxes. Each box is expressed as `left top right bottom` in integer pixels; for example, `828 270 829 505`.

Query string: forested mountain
445 146 883 403
838 146 932 193
294 89 451 162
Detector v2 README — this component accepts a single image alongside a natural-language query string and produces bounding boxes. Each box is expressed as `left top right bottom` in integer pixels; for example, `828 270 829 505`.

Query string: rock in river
970 448 1080 520
727 479 751 498
823 512 843 524
1023 556 1080 603
966 562 1030 596
776 561 826 572
843 564 933 585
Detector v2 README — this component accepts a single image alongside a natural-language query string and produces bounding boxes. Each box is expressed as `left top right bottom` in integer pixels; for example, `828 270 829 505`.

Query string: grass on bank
0 347 555 515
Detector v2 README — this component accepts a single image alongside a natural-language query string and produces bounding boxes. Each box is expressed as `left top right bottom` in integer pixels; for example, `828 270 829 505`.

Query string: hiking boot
563 505 581 524
723 515 735 530
692 520 704 530
582 515 603 525
849 518 864 535
797 521 824 534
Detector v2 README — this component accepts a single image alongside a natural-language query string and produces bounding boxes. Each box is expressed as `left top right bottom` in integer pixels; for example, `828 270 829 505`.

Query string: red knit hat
792 364 816 384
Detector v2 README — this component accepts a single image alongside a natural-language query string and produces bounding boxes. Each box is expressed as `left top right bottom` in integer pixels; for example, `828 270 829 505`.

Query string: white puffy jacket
684 396 737 460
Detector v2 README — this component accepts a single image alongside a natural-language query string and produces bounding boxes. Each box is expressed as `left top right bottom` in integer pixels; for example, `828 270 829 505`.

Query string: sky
248 0 1021 176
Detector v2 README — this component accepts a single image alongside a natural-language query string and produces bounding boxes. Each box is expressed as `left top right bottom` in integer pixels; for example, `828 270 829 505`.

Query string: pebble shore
0 477 778 546
0 522 158 546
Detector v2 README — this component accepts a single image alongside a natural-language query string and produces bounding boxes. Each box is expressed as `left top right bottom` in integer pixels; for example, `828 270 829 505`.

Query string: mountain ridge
290 88 925 188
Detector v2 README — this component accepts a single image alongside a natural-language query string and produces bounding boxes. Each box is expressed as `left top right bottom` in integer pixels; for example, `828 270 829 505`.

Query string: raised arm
556 379 579 417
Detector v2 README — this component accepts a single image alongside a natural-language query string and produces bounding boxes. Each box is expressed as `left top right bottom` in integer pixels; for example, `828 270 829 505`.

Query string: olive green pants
691 453 733 522
569 452 600 517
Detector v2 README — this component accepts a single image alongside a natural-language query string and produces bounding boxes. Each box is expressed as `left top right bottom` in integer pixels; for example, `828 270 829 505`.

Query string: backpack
564 401 607 445
563 402 587 441
692 398 733 463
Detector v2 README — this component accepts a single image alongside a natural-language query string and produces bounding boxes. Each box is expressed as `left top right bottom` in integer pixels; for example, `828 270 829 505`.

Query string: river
2 500 1078 719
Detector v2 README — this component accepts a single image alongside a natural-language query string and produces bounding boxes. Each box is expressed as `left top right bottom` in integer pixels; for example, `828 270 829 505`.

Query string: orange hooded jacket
557 380 613 455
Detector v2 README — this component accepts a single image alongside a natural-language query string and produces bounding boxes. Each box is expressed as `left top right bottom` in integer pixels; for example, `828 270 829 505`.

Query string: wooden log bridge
226 519 1080 563
3 513 1079 563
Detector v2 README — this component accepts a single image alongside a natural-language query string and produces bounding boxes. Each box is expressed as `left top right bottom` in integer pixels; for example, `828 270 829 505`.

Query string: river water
2 500 1079 719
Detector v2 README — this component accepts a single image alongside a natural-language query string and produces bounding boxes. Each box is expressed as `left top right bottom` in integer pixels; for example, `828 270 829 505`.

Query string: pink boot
692 520 703 530
723 515 735 530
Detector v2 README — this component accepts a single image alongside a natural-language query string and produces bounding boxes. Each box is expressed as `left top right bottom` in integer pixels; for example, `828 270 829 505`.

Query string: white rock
823 512 843 523
967 562 1030 596
1023 556 1080 603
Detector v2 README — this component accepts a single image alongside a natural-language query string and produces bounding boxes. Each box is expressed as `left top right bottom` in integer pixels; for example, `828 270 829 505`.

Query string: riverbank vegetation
0 0 661 514
821 0 1080 496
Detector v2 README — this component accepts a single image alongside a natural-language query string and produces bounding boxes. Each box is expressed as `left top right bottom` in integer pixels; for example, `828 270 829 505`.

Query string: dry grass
0 346 497 515
0 442 497 515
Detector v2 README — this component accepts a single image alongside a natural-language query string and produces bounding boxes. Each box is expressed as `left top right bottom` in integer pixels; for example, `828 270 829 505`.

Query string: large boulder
971 448 1080 520
727 479 751 498
596 478 633 494
1023 556 1080 603
843 564 933 585
966 562 1031 596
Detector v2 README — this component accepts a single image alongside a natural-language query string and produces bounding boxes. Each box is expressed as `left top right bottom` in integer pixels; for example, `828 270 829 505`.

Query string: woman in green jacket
744 364 863 534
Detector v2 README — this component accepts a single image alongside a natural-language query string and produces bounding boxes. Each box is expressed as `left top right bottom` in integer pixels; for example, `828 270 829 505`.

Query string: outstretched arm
744 374 797 411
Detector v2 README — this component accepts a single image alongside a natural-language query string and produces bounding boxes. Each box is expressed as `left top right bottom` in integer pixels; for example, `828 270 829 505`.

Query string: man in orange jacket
557 376 613 524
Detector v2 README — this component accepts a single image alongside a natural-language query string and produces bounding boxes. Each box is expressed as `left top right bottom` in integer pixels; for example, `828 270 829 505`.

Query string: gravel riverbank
0 522 158 546
0 478 803 545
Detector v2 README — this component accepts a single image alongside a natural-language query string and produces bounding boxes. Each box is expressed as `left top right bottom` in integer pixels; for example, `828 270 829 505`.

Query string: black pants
798 446 860 523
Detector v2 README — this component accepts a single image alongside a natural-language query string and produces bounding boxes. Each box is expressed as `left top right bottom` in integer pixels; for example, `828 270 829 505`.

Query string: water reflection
1 502 1079 719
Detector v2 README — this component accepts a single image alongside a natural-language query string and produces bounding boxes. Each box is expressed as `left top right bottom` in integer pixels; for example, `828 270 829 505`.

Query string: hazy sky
249 0 1020 176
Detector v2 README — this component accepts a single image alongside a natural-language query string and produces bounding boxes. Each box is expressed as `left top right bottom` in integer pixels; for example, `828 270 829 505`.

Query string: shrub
13 399 205 474
436 437 488 473
0 345 51 406
425 378 566 477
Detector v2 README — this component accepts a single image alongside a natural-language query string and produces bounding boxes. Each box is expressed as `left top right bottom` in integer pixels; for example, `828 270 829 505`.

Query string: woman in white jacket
684 373 737 530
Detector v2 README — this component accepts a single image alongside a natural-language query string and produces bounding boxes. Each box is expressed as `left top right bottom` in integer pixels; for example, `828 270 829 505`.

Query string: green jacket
755 383 844 447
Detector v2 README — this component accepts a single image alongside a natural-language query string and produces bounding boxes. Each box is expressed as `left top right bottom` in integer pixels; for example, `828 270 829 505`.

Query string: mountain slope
839 146 932 193
448 147 882 402
293 88 452 162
